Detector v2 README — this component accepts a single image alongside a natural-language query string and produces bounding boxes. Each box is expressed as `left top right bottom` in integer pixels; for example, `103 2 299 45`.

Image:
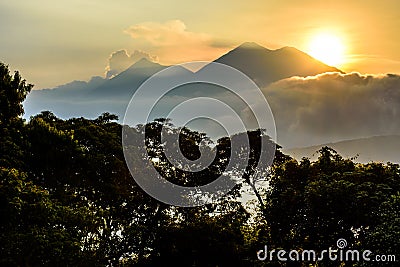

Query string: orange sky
1 0 399 88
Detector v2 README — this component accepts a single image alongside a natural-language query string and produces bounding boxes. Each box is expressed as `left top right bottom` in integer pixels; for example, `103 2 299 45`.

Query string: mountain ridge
35 42 344 91
283 135 400 163
89 58 166 97
24 41 345 123
214 42 342 86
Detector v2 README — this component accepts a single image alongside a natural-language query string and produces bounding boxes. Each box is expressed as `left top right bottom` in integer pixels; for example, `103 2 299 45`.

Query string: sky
1 0 400 89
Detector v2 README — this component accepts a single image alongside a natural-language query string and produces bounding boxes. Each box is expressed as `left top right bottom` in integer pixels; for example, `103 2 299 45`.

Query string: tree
0 167 98 266
363 193 400 266
0 62 32 168
1 62 399 266
262 147 400 266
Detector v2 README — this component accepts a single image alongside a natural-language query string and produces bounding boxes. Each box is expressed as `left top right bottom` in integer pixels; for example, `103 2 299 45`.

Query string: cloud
260 72 400 148
125 20 208 46
105 50 158 79
124 20 233 64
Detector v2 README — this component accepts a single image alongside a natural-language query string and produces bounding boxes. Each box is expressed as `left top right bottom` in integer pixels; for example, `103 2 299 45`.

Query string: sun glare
308 33 345 67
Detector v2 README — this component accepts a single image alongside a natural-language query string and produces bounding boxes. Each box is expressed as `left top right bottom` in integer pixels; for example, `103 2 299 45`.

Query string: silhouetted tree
0 62 32 168
0 62 399 266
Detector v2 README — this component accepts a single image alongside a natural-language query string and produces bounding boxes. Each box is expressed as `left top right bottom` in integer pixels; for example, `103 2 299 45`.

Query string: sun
308 33 345 67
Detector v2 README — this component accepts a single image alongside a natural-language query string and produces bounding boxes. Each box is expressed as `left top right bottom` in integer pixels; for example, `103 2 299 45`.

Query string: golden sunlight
308 33 345 67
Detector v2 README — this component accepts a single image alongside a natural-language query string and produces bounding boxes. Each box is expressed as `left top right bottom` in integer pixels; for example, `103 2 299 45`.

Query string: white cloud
261 72 400 148
125 20 209 47
105 49 158 79
124 20 232 64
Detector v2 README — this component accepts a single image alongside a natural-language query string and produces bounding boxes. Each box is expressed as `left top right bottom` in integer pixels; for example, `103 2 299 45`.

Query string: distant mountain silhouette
215 42 342 87
283 135 400 163
23 42 345 129
89 58 166 98
24 59 167 118
88 43 342 97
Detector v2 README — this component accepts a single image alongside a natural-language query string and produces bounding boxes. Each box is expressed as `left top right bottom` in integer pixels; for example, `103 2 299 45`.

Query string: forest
0 62 399 266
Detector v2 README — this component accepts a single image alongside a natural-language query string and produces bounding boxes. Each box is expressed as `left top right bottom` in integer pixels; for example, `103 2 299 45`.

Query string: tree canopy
0 62 398 266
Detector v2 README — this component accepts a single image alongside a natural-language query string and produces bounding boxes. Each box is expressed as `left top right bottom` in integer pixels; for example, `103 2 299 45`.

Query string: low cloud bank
261 72 400 147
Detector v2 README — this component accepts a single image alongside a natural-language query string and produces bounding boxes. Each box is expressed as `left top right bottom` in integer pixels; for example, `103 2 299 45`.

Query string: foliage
0 62 398 266
0 62 32 168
